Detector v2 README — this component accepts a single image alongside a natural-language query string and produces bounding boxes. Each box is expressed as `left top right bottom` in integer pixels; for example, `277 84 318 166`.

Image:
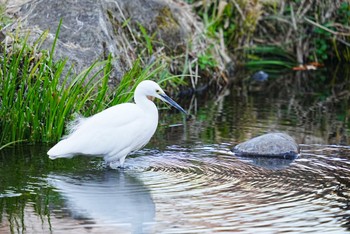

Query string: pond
1 67 350 233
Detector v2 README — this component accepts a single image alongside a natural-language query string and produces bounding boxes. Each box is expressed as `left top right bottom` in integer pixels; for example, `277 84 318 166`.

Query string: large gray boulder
232 133 300 159
3 0 207 81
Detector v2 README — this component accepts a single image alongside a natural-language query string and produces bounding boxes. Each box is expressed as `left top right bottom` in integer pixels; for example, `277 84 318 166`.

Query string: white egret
47 80 187 167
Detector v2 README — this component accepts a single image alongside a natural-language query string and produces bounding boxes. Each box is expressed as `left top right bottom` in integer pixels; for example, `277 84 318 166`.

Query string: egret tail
47 139 75 159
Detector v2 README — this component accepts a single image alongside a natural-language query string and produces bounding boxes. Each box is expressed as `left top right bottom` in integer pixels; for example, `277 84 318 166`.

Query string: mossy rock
3 0 203 81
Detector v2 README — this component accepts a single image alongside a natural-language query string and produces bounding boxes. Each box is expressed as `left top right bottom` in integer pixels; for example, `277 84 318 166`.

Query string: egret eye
156 89 161 94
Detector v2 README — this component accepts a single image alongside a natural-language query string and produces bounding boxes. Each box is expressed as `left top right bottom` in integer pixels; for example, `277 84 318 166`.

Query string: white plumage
47 80 186 167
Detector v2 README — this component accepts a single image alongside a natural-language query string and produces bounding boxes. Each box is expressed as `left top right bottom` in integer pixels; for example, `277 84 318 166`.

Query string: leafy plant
309 24 333 62
198 51 217 70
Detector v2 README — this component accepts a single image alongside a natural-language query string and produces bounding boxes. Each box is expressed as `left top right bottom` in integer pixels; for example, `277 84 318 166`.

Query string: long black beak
160 93 187 115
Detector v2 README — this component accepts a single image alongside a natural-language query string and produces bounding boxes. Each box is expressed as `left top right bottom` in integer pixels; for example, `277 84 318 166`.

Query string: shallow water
1 68 350 233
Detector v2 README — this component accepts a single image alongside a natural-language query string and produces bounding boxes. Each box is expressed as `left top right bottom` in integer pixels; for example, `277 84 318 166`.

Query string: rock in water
232 133 299 159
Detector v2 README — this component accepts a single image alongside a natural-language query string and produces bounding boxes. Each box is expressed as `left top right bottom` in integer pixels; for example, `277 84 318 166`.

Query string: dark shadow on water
235 155 298 170
46 169 155 233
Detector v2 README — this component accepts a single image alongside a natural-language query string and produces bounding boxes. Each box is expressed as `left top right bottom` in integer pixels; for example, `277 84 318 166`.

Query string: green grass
0 20 176 148
243 46 296 72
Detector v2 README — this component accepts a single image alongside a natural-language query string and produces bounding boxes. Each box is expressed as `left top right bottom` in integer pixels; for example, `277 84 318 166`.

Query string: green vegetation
0 4 11 30
188 0 350 67
0 20 178 148
244 46 296 72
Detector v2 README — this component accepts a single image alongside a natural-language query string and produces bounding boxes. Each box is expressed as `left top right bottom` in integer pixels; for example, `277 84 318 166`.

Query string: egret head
137 80 187 114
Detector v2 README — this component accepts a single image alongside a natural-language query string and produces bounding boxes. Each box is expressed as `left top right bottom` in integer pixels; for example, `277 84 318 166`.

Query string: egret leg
119 155 127 168
107 155 127 169
109 162 119 169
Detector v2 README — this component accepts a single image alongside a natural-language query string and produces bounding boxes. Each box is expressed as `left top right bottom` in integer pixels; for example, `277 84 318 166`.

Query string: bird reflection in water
46 169 155 233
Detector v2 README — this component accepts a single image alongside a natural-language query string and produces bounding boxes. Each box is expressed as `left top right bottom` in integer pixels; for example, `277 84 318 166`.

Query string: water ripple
124 144 350 233
3 144 348 233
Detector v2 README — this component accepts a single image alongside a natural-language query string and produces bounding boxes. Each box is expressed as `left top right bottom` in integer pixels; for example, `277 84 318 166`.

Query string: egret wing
48 103 148 157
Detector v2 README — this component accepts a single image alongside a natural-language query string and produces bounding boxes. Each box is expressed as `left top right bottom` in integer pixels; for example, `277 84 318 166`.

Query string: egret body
47 80 186 167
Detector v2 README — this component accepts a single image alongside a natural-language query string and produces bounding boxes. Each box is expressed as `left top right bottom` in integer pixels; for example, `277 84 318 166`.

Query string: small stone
252 70 268 82
232 133 299 159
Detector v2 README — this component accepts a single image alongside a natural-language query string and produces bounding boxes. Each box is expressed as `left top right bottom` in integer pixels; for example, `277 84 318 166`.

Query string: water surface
1 68 350 233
